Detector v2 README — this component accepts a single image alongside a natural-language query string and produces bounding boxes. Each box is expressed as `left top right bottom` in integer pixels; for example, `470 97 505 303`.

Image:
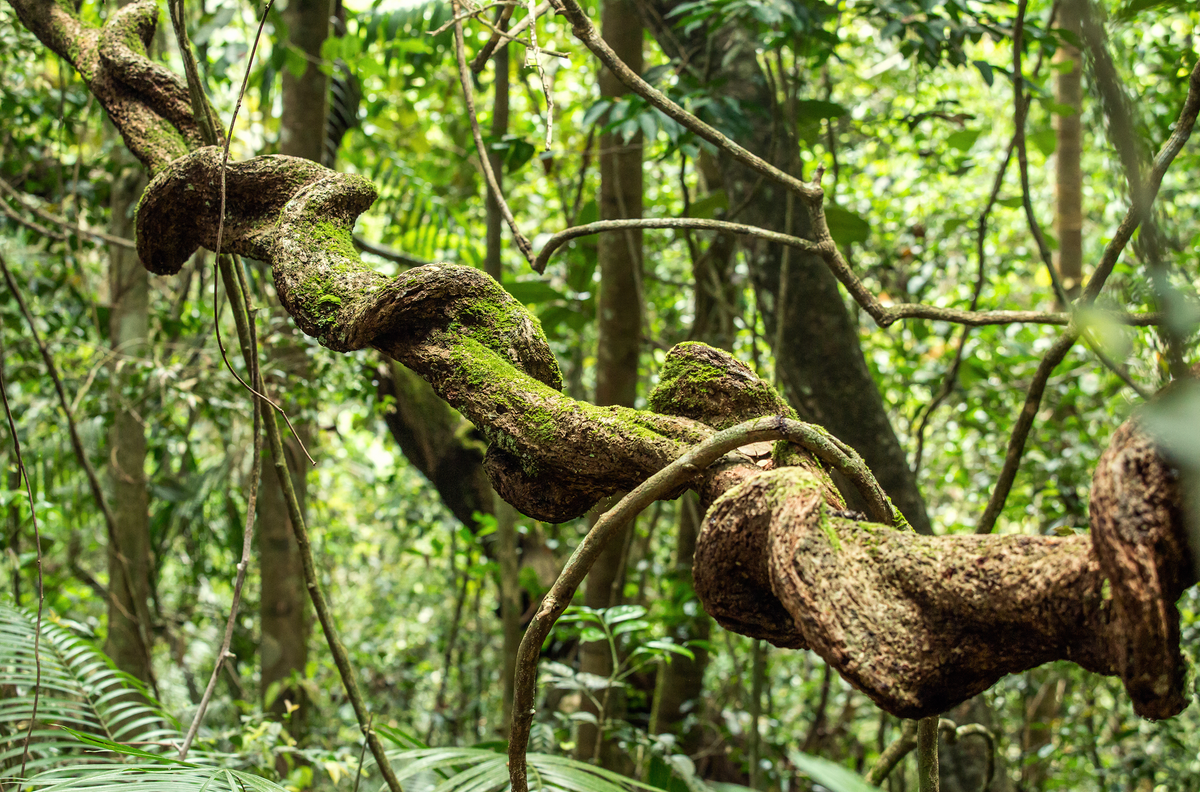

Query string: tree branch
976 331 1078 534
507 415 899 792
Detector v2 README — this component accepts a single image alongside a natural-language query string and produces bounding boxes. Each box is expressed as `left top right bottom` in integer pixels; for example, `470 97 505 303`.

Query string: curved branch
696 414 1192 721
536 219 1167 327
976 332 1077 534
865 719 919 786
8 0 202 171
506 415 899 792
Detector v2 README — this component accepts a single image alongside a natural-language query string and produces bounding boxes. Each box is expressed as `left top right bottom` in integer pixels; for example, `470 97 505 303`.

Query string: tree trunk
105 156 153 685
638 1 932 535
649 492 710 752
483 32 523 732
1055 0 1084 298
577 0 644 765
259 0 330 736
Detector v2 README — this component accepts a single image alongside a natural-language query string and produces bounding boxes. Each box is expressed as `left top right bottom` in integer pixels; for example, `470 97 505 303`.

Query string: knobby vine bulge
9 0 1199 748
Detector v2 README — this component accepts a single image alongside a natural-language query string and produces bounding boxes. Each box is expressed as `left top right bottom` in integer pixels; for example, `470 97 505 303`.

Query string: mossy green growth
140 119 191 175
819 507 842 552
306 220 360 264
649 341 794 429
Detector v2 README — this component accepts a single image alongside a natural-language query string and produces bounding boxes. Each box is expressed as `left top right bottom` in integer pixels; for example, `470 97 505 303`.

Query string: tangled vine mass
9 0 1198 754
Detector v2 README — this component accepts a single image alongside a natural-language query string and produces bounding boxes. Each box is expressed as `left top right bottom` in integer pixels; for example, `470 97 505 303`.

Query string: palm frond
22 764 291 792
0 606 182 775
381 746 669 792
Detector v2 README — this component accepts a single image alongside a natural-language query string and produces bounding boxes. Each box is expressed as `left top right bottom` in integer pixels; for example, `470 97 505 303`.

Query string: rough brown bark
105 157 153 685
694 413 1193 720
131 137 1197 722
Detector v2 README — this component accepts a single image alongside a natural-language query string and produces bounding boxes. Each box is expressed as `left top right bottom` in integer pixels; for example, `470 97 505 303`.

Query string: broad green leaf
788 750 881 791
824 206 871 246
1030 129 1057 157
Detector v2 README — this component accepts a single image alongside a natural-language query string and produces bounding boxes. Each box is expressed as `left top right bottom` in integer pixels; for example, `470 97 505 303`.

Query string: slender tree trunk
106 155 153 685
1055 0 1083 299
577 0 643 765
259 0 330 737
649 492 711 751
483 32 524 733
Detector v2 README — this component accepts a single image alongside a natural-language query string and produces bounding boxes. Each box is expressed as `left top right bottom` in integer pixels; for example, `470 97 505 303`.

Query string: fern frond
22 764 291 792
0 606 182 775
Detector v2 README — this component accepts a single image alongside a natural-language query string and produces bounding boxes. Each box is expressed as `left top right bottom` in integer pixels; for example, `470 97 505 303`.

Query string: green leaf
973 59 995 86
945 129 981 152
795 99 848 120
611 619 652 636
1030 129 1057 156
824 206 871 246
788 750 881 791
579 626 607 643
284 44 309 80
601 604 647 625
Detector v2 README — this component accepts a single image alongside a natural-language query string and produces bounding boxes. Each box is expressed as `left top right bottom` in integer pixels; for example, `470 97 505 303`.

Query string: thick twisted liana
136 148 720 521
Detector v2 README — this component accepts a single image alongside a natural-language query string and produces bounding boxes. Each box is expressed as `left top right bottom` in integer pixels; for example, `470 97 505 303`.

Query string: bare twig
452 0 535 263
1 309 45 790
535 217 817 273
178 354 263 759
976 331 1078 534
507 416 896 792
917 716 940 792
0 250 156 686
217 254 406 792
194 0 314 467
0 198 64 241
534 218 1162 327
911 3 1063 474
429 0 517 37
551 0 820 204
0 178 136 248
912 142 1014 474
167 0 221 147
520 0 554 149
471 3 516 71
473 9 570 60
